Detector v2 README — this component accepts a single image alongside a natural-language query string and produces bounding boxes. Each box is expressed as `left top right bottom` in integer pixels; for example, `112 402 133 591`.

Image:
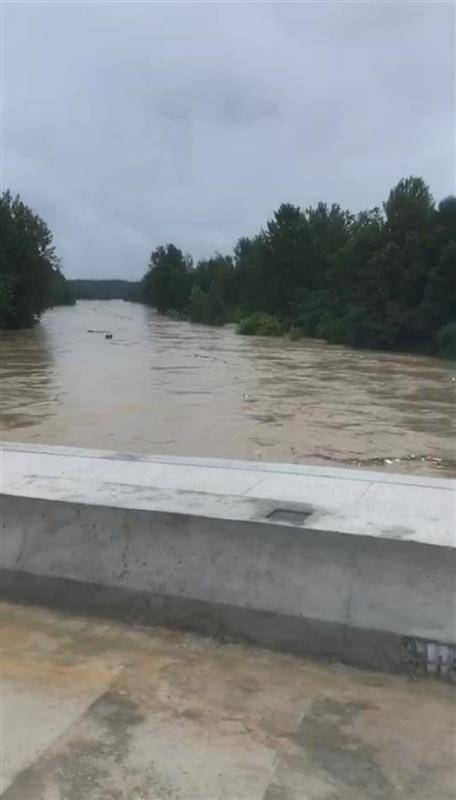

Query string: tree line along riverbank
1 177 455 358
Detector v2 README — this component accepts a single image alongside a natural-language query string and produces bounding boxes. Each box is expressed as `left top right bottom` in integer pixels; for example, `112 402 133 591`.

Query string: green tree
142 244 192 313
0 191 65 328
189 284 207 323
384 176 434 238
204 281 226 325
263 203 311 316
436 196 456 231
189 280 227 326
193 255 235 301
234 234 268 312
306 202 352 275
422 242 456 329
0 272 14 327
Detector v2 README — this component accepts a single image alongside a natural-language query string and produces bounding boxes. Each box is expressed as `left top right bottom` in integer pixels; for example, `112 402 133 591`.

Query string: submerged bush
288 325 306 341
166 308 188 321
237 313 284 337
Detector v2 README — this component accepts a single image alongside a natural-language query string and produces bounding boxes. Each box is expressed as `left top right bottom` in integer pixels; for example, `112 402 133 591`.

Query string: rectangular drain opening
267 508 313 525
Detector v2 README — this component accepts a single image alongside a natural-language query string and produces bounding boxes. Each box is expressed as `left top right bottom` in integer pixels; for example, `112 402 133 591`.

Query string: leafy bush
231 307 247 324
436 322 456 360
237 313 284 337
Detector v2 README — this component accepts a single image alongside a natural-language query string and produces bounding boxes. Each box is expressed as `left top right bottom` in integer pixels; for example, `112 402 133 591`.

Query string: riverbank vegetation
0 191 74 329
141 177 455 357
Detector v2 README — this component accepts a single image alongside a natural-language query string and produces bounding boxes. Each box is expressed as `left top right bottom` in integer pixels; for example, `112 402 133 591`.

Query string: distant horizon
67 278 141 283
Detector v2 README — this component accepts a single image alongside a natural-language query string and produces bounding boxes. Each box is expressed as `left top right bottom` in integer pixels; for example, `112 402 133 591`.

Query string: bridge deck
2 602 455 800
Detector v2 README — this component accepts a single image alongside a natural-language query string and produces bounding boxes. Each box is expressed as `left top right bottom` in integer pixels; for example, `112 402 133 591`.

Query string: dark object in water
105 333 113 339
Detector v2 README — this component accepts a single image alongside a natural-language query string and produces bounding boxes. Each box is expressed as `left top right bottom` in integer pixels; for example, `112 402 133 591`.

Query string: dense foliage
141 245 192 313
0 191 73 329
69 279 141 301
141 177 456 356
49 271 76 307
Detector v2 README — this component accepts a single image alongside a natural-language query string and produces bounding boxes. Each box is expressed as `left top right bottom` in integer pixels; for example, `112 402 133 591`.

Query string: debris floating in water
305 452 454 473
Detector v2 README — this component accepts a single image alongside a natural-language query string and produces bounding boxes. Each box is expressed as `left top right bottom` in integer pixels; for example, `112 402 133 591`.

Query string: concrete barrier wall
2 443 455 674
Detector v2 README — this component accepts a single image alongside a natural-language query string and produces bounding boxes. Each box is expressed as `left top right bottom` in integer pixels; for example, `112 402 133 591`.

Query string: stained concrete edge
0 567 419 674
3 442 456 547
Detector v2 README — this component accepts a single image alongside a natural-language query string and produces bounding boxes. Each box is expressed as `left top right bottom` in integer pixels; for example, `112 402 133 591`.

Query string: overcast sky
3 1 455 279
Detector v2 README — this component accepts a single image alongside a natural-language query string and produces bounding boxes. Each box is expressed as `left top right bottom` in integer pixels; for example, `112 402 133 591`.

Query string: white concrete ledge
2 443 456 674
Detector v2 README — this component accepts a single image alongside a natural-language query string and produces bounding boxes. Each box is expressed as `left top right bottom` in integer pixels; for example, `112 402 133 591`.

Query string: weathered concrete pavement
1 602 455 799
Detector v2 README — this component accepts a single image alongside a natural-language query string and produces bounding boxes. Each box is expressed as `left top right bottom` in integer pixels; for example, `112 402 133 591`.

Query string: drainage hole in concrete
267 508 313 525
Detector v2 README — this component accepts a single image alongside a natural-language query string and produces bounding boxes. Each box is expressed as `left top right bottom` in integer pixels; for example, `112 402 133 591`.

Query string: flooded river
2 300 455 476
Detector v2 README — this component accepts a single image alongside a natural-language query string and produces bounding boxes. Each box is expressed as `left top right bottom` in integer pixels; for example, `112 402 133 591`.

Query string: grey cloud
3 1 454 279
158 82 280 125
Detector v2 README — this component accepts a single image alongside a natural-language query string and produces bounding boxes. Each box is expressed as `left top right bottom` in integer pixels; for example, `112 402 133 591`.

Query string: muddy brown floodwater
1 300 455 476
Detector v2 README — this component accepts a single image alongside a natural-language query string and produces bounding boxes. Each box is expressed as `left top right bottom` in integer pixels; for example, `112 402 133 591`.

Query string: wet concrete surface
1 603 455 799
